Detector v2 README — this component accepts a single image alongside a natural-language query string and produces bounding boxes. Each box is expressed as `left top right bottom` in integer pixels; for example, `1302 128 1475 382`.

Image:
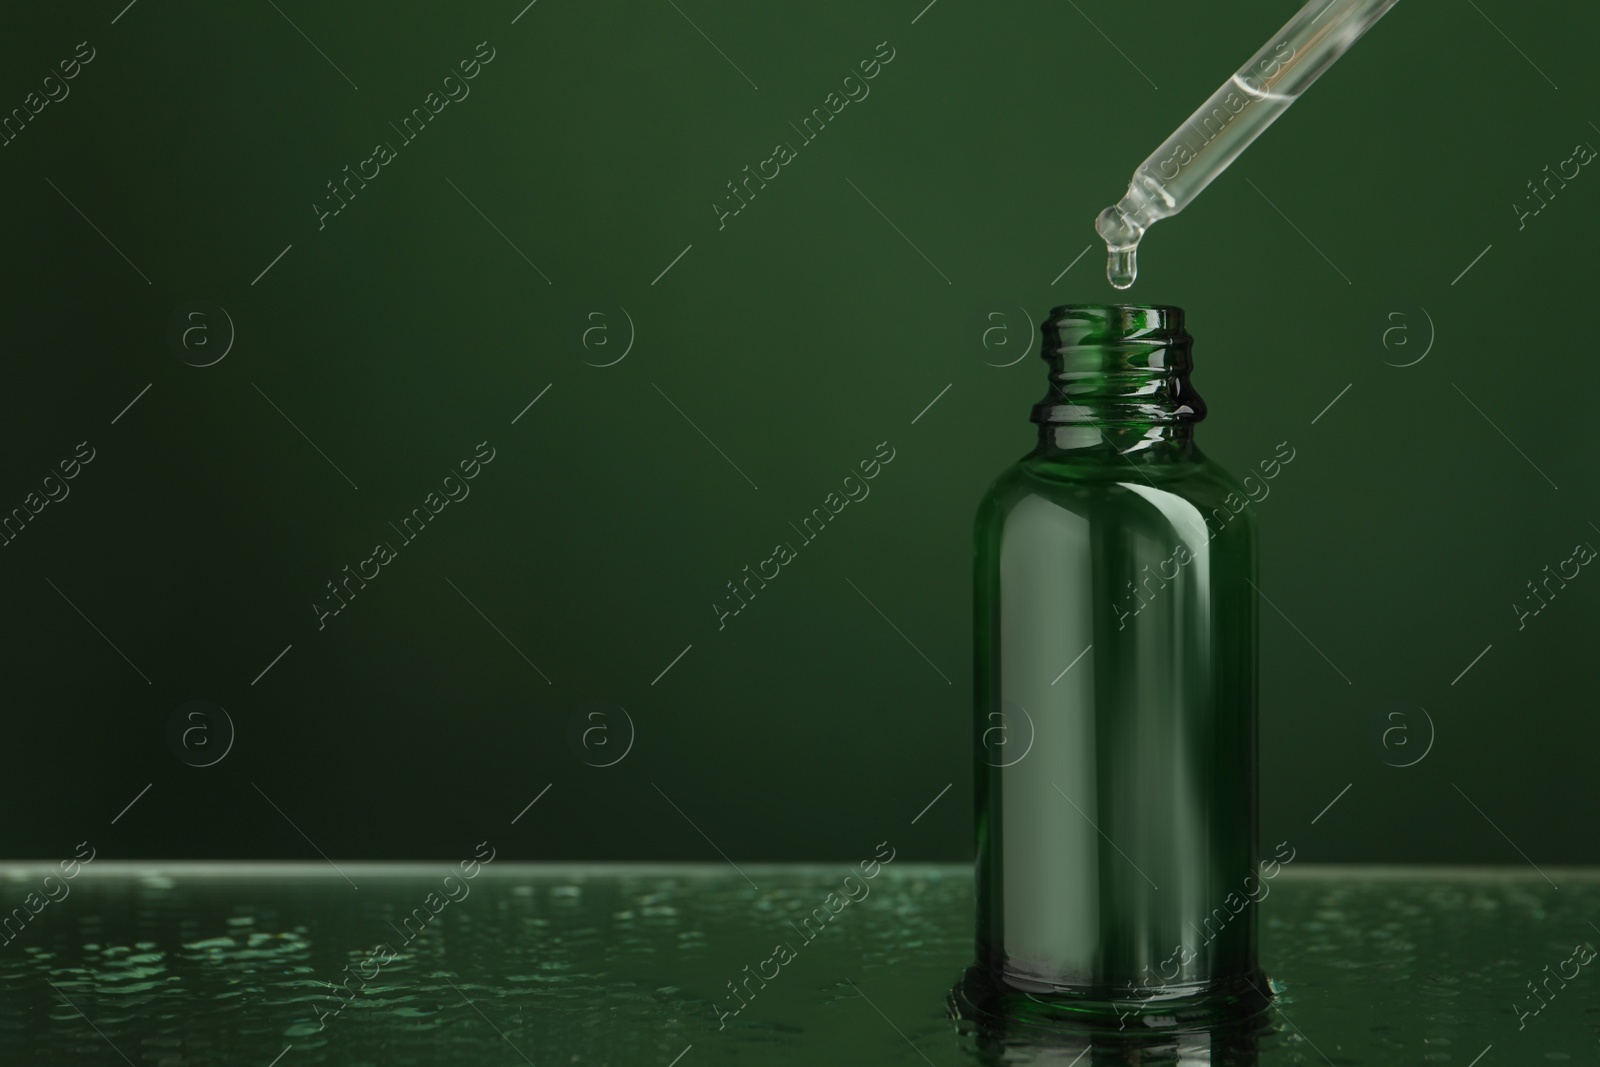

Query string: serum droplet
1107 247 1137 290
1095 201 1145 291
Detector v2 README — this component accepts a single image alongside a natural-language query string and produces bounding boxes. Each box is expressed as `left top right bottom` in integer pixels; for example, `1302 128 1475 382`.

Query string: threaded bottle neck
1030 304 1206 433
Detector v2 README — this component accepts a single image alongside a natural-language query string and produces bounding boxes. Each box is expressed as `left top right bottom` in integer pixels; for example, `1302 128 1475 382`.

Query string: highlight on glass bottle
956 304 1271 1032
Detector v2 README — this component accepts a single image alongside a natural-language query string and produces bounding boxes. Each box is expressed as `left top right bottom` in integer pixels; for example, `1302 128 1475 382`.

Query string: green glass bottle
957 304 1270 1030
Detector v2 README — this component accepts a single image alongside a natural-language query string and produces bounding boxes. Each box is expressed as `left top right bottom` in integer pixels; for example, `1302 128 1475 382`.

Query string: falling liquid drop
1107 246 1137 290
1094 203 1143 291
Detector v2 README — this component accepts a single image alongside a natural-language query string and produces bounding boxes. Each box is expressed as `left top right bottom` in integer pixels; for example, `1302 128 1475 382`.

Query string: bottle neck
1039 423 1195 457
1030 304 1204 457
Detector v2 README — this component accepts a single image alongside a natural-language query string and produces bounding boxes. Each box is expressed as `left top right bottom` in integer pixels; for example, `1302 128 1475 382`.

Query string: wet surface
0 863 1594 1064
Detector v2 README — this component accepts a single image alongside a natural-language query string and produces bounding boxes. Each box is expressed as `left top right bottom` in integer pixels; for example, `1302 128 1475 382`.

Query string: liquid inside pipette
1086 0 1400 289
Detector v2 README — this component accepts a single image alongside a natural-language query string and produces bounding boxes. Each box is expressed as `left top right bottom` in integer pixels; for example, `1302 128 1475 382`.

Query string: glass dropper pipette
1095 0 1401 288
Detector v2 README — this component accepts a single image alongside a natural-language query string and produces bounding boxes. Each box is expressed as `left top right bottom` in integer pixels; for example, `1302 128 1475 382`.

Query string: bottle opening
1031 304 1204 427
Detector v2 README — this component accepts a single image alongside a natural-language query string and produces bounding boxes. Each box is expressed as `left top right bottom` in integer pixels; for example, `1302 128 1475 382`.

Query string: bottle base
950 962 1273 1035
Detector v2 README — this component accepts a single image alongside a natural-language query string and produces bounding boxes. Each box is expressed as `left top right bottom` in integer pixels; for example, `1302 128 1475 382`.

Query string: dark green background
2 0 1593 865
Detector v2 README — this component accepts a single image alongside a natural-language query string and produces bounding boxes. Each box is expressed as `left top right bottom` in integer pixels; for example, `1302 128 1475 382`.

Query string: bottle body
961 305 1267 1029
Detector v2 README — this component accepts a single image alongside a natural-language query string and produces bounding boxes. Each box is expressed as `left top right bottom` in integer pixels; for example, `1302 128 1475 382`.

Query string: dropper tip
1095 201 1142 290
